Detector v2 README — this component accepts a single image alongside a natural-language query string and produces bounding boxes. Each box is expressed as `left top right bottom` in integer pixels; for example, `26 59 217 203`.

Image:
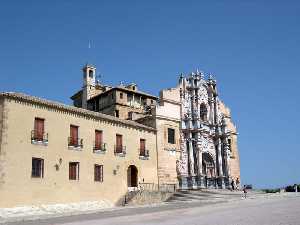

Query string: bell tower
82 64 96 109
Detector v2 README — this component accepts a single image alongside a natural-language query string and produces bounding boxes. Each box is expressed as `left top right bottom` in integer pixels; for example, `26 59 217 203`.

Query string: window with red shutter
70 125 79 146
95 130 103 150
140 139 146 156
116 134 122 153
34 118 44 141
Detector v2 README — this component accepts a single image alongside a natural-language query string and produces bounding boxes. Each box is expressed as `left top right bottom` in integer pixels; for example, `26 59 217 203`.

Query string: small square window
94 164 103 182
32 158 44 178
115 110 119 118
69 162 80 180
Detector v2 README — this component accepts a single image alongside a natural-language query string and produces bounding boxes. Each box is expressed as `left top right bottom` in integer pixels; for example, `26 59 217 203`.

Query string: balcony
139 149 149 160
68 137 83 150
31 130 48 146
93 143 107 154
114 145 126 156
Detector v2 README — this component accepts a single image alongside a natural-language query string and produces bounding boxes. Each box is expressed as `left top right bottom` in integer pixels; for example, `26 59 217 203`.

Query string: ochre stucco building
0 65 240 207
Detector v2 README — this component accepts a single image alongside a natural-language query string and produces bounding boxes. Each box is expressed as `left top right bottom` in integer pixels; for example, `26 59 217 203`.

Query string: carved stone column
197 143 204 188
216 138 223 177
215 137 224 189
209 98 215 124
188 138 195 176
223 138 229 177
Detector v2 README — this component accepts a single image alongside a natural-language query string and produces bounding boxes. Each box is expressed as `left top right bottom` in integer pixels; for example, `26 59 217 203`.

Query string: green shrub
263 189 280 193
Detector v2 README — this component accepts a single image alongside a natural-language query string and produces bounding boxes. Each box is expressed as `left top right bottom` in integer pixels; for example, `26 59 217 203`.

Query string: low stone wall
126 191 174 206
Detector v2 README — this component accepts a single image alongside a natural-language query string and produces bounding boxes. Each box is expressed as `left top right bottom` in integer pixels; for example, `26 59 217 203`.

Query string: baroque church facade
0 65 240 207
176 72 239 189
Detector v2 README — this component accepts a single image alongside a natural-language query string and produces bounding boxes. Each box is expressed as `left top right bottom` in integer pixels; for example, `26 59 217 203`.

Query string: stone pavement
2 192 300 225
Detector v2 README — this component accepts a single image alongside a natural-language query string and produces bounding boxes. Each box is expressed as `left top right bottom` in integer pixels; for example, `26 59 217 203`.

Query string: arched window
200 103 207 121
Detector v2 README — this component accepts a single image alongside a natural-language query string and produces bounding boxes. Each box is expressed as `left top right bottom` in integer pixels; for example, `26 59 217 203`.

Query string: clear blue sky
0 1 299 188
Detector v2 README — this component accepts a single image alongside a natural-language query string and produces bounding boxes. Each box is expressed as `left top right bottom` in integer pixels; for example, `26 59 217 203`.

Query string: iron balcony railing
31 130 48 143
68 137 83 148
114 145 126 155
93 142 107 152
139 149 149 157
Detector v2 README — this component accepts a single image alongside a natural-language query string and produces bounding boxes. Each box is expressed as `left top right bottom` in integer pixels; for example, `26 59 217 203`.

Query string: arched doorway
202 152 215 178
127 165 138 187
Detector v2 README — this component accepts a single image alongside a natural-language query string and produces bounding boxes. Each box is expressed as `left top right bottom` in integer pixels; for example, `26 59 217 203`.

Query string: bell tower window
89 70 94 78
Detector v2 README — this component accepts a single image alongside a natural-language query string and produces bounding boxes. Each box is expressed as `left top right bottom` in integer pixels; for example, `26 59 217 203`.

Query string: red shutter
95 130 103 149
70 126 78 145
34 118 44 140
140 139 145 156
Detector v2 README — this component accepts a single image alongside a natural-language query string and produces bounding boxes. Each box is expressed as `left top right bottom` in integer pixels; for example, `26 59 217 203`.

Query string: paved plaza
4 193 300 225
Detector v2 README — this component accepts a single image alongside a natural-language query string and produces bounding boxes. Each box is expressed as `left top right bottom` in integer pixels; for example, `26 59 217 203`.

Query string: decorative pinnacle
179 73 184 79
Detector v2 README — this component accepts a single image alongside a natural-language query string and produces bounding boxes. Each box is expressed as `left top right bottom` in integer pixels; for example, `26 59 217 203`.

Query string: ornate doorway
202 152 215 178
127 165 138 187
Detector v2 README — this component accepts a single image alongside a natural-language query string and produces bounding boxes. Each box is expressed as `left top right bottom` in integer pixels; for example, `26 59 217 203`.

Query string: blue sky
0 1 299 188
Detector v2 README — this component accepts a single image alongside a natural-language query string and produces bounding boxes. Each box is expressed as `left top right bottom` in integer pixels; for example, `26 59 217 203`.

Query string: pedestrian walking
231 179 235 191
236 178 240 190
243 185 247 199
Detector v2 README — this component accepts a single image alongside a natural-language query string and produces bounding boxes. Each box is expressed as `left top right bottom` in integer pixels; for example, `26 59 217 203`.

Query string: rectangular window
115 110 119 118
94 164 103 182
140 139 146 156
95 130 103 150
120 92 123 99
167 128 175 144
116 134 123 153
70 125 79 146
127 94 133 103
31 158 44 178
69 162 80 180
34 118 44 141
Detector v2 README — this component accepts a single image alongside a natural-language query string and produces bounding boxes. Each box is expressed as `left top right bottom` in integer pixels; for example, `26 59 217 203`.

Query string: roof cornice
0 92 156 133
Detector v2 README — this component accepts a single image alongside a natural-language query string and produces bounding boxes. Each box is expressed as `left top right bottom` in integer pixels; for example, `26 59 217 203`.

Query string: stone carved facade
176 71 236 189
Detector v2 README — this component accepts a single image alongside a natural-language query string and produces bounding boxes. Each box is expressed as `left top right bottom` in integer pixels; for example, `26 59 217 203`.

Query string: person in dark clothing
231 180 235 191
243 185 247 198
